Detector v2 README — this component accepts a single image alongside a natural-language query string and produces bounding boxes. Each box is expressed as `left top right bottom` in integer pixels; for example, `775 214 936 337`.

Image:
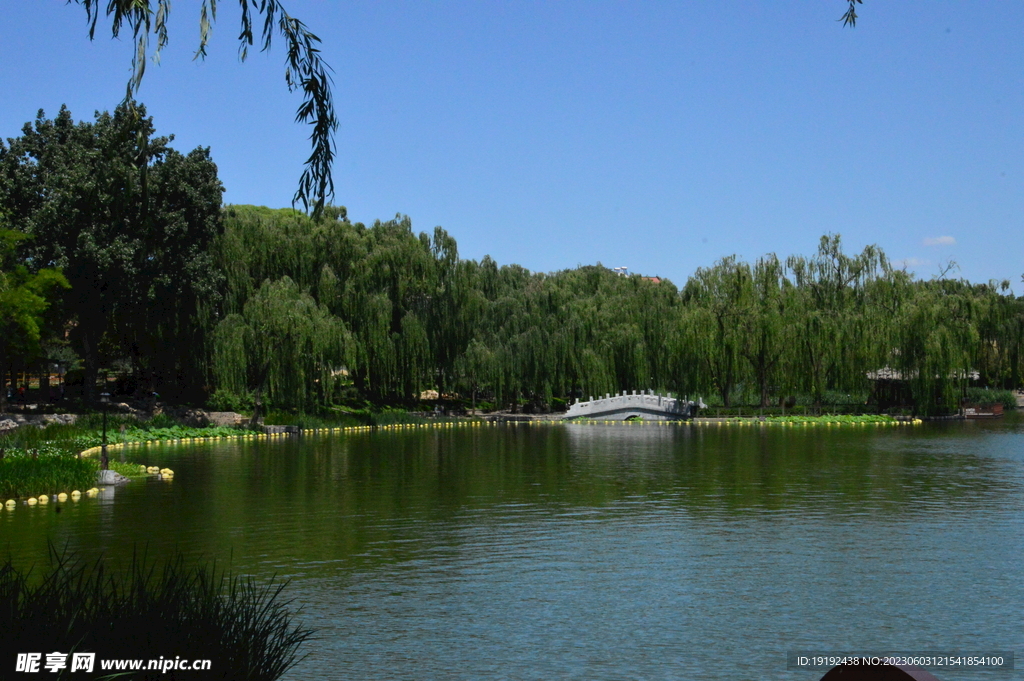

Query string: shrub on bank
0 548 314 680
963 388 1017 410
700 404 879 418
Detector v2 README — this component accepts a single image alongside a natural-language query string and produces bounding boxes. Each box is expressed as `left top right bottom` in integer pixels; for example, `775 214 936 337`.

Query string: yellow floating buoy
57 493 68 502
160 468 174 476
4 499 15 510
86 488 99 497
27 497 38 506
38 495 49 505
70 491 82 500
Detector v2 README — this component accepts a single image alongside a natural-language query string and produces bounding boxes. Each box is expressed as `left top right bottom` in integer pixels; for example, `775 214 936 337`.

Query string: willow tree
786 235 890 410
893 280 983 414
683 256 752 406
841 0 863 27
739 255 790 407
425 230 485 395
456 339 496 411
212 276 351 416
72 0 337 213
973 283 1022 389
341 215 439 400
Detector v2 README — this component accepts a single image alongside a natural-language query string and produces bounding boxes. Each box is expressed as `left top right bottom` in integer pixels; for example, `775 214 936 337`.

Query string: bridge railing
564 390 703 419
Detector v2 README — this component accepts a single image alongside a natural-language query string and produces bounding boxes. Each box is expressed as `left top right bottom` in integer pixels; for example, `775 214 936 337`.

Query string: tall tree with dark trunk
0 105 223 402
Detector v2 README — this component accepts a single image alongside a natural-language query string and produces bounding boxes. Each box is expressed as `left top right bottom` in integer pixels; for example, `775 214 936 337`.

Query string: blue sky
3 1 1022 291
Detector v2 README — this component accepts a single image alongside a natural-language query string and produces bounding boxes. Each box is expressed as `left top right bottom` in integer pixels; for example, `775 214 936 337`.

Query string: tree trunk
0 346 7 413
40 365 50 404
80 324 100 404
249 391 264 429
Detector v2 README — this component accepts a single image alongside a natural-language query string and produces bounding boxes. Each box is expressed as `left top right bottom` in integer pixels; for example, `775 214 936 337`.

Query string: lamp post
100 391 110 470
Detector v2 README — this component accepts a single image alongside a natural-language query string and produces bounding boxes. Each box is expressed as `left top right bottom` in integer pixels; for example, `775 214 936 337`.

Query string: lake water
3 416 1022 680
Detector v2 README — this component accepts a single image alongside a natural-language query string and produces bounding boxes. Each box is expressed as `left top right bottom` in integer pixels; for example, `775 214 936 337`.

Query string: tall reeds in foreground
0 548 314 680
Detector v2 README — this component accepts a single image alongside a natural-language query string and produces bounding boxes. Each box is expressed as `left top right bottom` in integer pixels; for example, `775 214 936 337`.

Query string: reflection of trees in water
562 423 1015 516
3 425 1019 578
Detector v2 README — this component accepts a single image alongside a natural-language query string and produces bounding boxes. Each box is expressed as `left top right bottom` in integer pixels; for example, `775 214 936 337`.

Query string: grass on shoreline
0 408 379 499
0 444 154 500
0 415 224 499
762 414 898 424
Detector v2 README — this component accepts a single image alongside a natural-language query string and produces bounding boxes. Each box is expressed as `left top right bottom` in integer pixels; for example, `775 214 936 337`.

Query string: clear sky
3 1 1022 291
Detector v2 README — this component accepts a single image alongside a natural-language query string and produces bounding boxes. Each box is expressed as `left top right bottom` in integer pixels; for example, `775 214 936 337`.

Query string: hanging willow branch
840 0 862 28
73 0 337 216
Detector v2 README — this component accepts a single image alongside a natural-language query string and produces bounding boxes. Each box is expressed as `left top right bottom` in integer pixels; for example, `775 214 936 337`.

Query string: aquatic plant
0 547 314 681
762 414 896 424
0 451 96 499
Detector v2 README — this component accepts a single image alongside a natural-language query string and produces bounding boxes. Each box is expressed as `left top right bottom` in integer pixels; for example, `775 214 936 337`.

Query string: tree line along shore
2 105 1023 422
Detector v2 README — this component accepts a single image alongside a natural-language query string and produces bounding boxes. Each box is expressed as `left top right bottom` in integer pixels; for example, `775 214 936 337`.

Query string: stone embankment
0 413 77 433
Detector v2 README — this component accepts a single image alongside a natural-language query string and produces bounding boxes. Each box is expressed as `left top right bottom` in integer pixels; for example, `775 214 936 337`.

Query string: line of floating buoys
66 415 930 498
559 416 925 427
3 487 107 509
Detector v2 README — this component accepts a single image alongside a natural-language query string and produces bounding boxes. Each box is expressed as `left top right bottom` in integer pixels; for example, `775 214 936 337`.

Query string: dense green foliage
0 451 96 500
207 208 1022 415
1 108 1021 417
964 387 1019 410
0 229 69 412
0 549 313 680
0 105 223 401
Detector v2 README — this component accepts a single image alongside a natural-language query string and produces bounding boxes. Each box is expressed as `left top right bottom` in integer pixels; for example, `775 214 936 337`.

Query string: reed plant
0 448 96 499
0 547 314 680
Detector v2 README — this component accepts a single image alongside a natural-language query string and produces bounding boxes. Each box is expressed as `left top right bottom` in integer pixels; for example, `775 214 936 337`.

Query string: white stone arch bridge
563 390 705 421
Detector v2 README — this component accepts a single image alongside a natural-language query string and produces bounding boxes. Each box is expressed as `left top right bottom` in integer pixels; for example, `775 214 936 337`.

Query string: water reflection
1 418 1021 680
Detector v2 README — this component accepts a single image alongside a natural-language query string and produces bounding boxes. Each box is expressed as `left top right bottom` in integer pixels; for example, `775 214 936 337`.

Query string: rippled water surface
3 416 1023 679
